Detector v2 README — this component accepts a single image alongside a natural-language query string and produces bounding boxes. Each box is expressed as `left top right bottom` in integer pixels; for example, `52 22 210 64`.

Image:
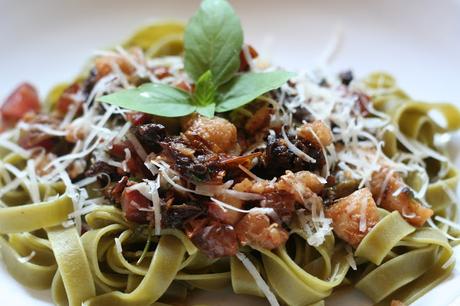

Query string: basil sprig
98 0 294 117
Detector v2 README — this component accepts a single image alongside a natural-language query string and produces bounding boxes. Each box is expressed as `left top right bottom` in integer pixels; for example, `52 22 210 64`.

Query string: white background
0 0 460 305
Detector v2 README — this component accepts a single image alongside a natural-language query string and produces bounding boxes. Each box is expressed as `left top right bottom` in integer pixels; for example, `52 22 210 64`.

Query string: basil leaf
196 103 216 118
97 83 196 117
193 70 217 106
215 71 295 112
184 0 243 86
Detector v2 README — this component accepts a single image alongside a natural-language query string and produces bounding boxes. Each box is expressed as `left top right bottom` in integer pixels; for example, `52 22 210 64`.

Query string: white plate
1 0 460 305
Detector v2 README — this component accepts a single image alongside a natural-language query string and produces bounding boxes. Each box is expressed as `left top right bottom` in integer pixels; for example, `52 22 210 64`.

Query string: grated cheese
304 126 330 177
427 218 460 241
144 159 159 176
0 138 31 158
222 189 265 201
26 160 41 204
238 164 262 181
126 132 148 161
122 148 132 172
210 197 275 216
75 176 98 188
376 170 394 206
434 216 460 232
18 122 67 137
345 245 357 270
235 252 280 306
358 196 367 233
281 127 316 163
62 220 76 228
146 177 162 236
17 251 36 264
442 254 456 269
114 238 123 253
4 164 33 202
116 121 132 141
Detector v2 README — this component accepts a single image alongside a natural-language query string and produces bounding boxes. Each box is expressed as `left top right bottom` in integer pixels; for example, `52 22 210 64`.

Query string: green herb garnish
98 0 294 117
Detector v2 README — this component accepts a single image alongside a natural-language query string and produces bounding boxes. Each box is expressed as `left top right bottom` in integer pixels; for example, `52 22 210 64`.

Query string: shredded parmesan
146 177 162 236
18 122 67 136
359 197 368 233
17 251 36 264
238 164 262 181
144 159 159 176
26 160 41 204
117 121 132 141
62 220 76 228
345 245 357 270
114 238 123 253
304 126 330 177
375 170 394 206
126 132 147 161
281 127 316 163
441 183 458 204
210 197 274 215
0 138 31 158
122 148 132 172
235 252 280 306
427 218 460 241
434 216 460 232
222 189 265 201
442 254 456 269
75 176 98 188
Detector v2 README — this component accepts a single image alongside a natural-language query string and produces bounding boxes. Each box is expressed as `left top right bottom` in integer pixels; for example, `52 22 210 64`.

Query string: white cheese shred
345 245 357 270
17 251 36 264
26 160 41 204
0 138 31 158
442 253 455 269
147 177 162 236
434 216 460 232
114 238 123 254
210 197 274 215
238 164 263 181
359 197 368 233
126 132 148 161
235 252 280 306
376 170 394 206
75 176 98 188
281 127 316 163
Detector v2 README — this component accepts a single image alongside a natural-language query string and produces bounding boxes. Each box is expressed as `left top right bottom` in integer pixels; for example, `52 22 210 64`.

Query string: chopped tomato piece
175 81 193 93
18 134 56 151
121 189 152 224
189 220 238 258
109 141 149 178
152 66 172 79
239 45 258 71
1 83 40 125
56 82 82 114
127 112 154 126
95 56 134 79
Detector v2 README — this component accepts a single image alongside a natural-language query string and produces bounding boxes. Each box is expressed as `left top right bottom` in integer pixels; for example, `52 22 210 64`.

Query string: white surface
0 0 460 305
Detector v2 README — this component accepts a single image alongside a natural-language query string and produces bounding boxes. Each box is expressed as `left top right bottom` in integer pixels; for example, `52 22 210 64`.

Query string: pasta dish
0 1 459 305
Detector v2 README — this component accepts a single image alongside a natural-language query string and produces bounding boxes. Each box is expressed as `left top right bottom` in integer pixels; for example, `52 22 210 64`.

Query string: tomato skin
175 81 193 93
239 45 258 72
56 82 81 114
127 112 154 126
18 134 56 151
1 83 40 125
121 189 152 224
